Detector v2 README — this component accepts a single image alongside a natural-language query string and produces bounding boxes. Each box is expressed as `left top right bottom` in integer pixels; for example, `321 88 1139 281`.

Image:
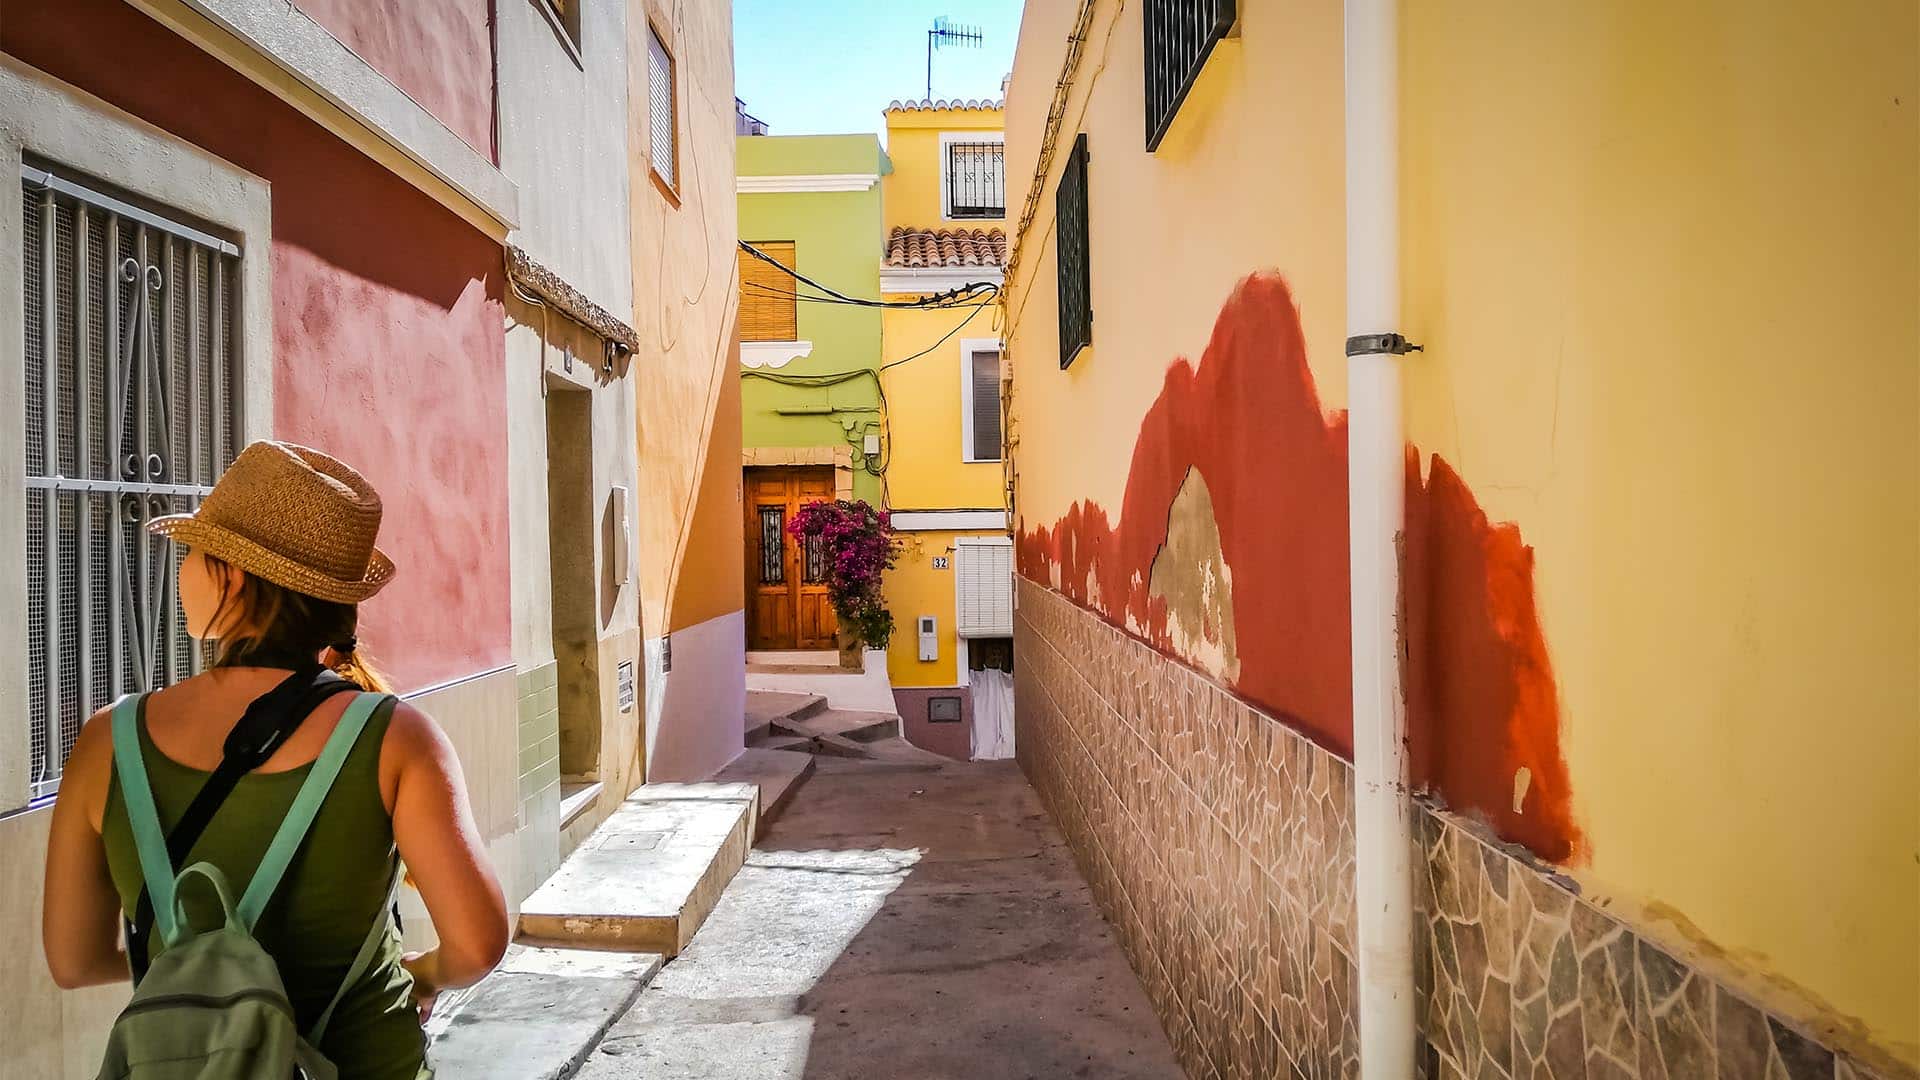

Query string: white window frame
0 63 274 812
952 535 1014 666
938 131 1005 223
959 337 1003 464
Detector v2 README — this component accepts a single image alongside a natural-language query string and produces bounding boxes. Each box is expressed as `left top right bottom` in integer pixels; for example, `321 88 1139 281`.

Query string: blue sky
733 1 1025 140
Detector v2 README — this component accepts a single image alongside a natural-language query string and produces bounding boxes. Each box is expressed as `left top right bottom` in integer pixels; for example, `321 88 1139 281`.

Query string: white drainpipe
1344 0 1418 1074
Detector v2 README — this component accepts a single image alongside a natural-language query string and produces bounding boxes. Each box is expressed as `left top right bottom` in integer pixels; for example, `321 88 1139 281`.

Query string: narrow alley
572 755 1180 1079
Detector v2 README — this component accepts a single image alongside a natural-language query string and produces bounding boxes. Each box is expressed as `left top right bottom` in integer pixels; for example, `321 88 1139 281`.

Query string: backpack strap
307 856 400 1045
237 693 389 929
110 694 181 947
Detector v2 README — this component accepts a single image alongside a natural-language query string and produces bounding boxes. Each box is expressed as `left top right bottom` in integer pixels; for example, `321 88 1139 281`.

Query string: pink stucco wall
294 0 497 159
6 0 513 692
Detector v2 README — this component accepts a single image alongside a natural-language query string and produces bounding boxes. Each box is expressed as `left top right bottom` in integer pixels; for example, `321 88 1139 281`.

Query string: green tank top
102 695 430 1079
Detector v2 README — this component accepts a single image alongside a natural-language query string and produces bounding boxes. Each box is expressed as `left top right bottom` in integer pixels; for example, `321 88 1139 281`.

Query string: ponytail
324 640 393 693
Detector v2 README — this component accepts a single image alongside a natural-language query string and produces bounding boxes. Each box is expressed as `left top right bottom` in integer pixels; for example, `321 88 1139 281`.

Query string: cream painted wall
1002 0 1350 532
628 0 745 781
1402 1 1920 1055
1005 0 1919 1062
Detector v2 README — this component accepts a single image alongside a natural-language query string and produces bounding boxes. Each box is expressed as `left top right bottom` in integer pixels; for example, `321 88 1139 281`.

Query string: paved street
574 756 1183 1080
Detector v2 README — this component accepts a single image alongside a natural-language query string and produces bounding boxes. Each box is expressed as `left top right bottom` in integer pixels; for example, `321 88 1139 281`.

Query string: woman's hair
203 554 392 692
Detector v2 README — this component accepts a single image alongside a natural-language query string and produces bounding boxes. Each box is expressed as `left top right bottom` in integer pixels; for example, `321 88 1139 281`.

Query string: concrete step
710 747 815 835
743 690 827 742
518 782 757 957
827 733 953 766
425 946 662 1080
769 707 900 744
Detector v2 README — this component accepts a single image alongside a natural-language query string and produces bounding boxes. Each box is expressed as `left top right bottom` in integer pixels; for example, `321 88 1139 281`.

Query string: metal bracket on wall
1344 333 1424 357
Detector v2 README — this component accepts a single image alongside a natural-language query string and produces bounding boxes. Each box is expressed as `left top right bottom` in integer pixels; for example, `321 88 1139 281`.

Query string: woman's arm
43 709 131 989
383 702 510 1002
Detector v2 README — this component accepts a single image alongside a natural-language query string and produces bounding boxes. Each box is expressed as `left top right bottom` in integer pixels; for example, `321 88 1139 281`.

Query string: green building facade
736 134 891 504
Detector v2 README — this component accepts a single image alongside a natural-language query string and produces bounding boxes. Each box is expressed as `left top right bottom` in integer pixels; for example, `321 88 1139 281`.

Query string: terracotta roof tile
885 98 1004 112
884 227 1008 269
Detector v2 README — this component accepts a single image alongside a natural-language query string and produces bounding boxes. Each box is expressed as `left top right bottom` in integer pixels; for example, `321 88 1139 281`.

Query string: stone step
769 707 900 744
710 747 815 835
517 782 757 957
743 690 828 742
425 946 663 1080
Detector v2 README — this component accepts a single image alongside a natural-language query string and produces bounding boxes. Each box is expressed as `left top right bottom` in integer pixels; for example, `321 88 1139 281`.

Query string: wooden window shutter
739 241 798 342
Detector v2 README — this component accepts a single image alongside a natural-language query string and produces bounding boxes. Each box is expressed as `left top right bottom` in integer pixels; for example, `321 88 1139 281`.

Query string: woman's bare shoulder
379 699 459 771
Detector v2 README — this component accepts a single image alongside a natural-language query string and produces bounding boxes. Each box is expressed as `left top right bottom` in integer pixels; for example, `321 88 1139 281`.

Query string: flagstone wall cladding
1015 579 1908 1080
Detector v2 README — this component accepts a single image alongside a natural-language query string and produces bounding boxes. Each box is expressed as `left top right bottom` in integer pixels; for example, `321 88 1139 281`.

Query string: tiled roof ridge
884 226 1009 269
885 97 1005 113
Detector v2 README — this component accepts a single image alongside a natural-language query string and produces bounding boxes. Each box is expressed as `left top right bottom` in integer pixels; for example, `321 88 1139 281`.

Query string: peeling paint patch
1017 273 1583 864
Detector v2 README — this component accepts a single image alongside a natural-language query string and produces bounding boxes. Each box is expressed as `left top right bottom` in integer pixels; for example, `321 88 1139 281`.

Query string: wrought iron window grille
1144 0 1236 151
946 141 1006 220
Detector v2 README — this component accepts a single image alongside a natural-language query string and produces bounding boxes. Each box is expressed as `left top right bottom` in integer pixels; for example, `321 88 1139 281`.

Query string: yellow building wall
879 304 1004 511
884 106 1004 231
885 527 986 688
1005 0 1917 1063
1402 0 1919 1055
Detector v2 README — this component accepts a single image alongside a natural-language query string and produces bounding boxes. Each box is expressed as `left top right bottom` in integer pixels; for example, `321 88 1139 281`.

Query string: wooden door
744 467 838 650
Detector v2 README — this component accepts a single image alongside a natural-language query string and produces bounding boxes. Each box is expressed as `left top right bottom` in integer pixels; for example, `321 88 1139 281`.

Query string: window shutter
1056 134 1092 368
969 349 1001 461
739 241 798 342
647 28 677 188
955 542 1014 638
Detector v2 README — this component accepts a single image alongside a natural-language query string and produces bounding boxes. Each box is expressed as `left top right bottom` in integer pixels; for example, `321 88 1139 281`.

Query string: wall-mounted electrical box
863 433 882 456
917 615 938 661
928 696 963 723
609 484 631 584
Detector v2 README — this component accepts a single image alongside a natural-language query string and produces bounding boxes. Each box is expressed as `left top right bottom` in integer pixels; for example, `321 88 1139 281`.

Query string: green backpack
100 691 398 1080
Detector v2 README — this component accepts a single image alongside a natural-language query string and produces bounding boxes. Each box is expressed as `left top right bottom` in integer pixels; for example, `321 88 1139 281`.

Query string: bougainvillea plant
787 499 900 650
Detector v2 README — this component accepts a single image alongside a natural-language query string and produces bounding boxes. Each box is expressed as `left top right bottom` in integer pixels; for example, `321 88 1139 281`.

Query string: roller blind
969 348 1001 461
647 27 676 189
739 241 797 342
955 541 1013 638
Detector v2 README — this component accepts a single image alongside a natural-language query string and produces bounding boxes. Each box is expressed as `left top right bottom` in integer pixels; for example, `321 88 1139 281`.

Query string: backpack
99 691 399 1080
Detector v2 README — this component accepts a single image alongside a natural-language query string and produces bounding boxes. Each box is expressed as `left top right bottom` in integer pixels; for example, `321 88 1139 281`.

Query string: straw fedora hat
148 441 395 604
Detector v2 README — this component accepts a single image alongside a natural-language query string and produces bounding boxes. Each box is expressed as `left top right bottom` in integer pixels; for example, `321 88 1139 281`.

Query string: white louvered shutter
647 27 676 189
955 541 1014 638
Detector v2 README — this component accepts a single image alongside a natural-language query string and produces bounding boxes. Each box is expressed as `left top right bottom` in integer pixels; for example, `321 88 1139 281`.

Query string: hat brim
149 513 394 604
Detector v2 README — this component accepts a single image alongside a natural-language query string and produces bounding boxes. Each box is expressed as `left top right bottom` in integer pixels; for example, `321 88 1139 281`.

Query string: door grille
20 167 241 802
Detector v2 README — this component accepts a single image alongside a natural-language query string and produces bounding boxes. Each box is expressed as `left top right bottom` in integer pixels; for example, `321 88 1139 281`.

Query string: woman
42 440 509 1078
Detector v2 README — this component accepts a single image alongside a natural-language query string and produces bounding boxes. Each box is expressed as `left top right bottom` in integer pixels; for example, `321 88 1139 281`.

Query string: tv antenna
926 17 983 101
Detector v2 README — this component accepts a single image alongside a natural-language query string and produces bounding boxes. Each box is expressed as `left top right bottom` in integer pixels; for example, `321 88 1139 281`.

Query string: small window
1144 0 1236 151
534 0 582 58
739 241 798 342
20 167 242 801
962 344 1002 462
1056 133 1092 368
647 24 678 193
944 139 1005 220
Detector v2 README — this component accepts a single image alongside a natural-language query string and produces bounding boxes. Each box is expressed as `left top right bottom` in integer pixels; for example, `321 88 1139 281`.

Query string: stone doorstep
710 747 816 836
517 783 759 958
426 946 663 1080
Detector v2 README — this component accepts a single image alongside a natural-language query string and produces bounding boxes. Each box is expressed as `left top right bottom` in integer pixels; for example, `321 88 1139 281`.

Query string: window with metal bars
647 24 678 193
758 507 785 584
1144 0 1236 151
1056 134 1092 369
945 141 1005 220
19 164 241 803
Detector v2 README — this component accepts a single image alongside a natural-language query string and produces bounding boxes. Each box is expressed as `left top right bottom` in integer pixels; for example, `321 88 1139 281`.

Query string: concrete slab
711 748 815 834
572 756 1182 1079
745 648 898 712
518 783 758 956
426 946 663 1079
768 707 899 743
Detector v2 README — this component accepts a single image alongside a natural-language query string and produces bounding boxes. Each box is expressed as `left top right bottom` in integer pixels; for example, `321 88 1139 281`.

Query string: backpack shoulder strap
109 694 182 946
237 692 390 928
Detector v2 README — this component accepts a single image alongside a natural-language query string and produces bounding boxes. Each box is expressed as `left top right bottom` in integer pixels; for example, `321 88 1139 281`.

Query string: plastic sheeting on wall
969 667 1015 760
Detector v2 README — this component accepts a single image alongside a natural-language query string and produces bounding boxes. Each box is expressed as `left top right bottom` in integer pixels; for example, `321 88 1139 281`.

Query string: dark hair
203 554 392 692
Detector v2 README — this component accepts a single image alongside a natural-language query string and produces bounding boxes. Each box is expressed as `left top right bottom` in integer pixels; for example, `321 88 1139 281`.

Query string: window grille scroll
20 168 240 802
